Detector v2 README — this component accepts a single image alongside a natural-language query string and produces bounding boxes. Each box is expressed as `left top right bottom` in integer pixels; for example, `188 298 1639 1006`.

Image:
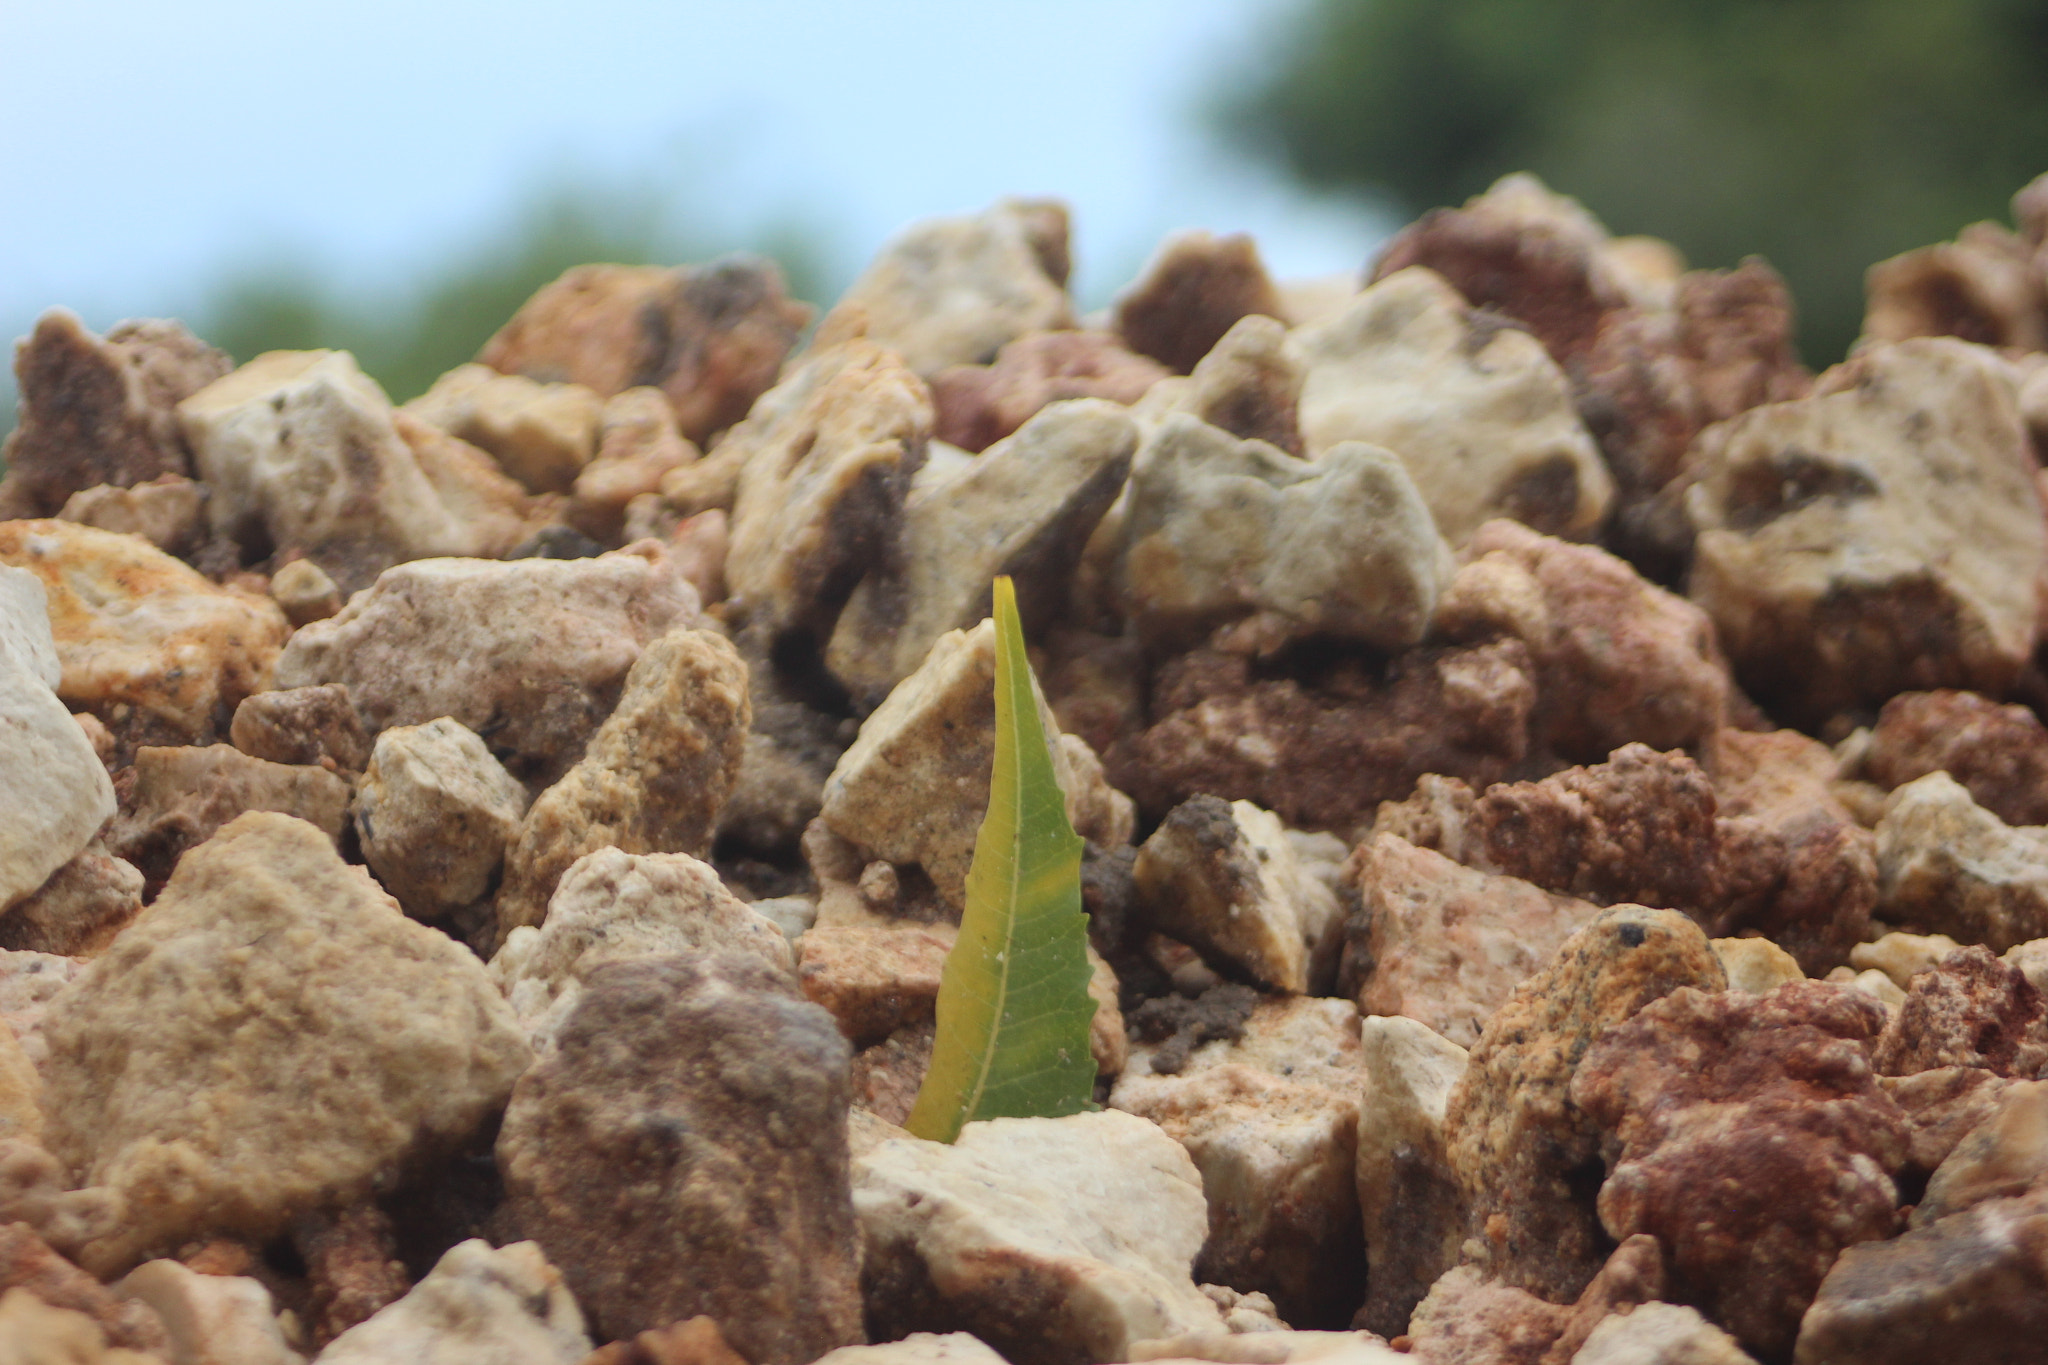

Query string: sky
0 0 1390 357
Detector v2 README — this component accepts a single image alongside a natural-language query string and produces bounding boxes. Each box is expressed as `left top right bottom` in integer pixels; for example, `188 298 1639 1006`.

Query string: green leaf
904 577 1099 1143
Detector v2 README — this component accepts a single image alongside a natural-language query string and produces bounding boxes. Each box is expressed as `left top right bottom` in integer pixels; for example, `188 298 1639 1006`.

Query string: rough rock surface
1571 983 1911 1359
1714 936 1805 995
1112 230 1284 376
1444 905 1726 1302
1402 1264 1571 1365
0 563 61 689
0 953 83 1070
0 1222 166 1354
38 812 532 1274
316 1239 591 1365
1112 414 1451 656
1850 931 1962 991
0 309 230 516
1871 945 2048 1077
811 1334 1011 1365
114 1257 303 1365
796 923 957 1047
1295 266 1611 544
497 954 863 1365
58 473 207 557
0 519 288 748
354 717 529 920
402 362 601 494
566 387 703 541
267 557 342 627
855 1111 1223 1365
0 850 142 957
229 683 369 773
1914 1079 2048 1227
289 1204 410 1347
1136 313 1306 455
105 743 352 888
0 1288 160 1365
1864 220 2046 350
0 580 116 913
274 543 699 785
1573 1303 1757 1365
931 330 1167 453
1684 338 2046 726
1353 1015 1469 1338
1875 772 2048 952
478 256 812 444
1861 689 2048 827
495 627 749 936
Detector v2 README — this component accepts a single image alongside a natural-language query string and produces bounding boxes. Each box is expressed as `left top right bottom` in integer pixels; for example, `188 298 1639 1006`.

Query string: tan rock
403 362 603 493
1354 1015 1468 1338
569 387 701 540
0 850 142 957
105 744 351 888
228 684 368 774
1864 221 2046 351
1132 312 1305 454
0 1286 162 1365
0 952 84 1069
1714 937 1805 994
0 594 117 912
355 717 528 920
1913 1079 2048 1228
0 1023 38 1143
1852 931 1965 992
114 1259 303 1365
267 558 342 627
1573 1303 1756 1365
1113 230 1285 375
1876 773 2048 952
39 812 532 1274
317 1239 590 1365
810 1334 1010 1365
57 474 207 556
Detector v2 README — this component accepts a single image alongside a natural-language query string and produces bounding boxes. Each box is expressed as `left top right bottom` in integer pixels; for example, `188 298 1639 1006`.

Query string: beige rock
811 1334 1010 1365
0 850 143 957
494 628 750 938
316 1239 590 1365
1864 221 2046 351
568 387 701 540
826 398 1137 704
105 744 351 887
854 1111 1224 1365
0 1143 124 1263
0 1022 38 1143
1685 339 2046 726
0 565 61 689
2006 937 2048 994
1132 312 1305 454
0 952 83 1069
1130 1332 1405 1364
0 602 117 912
1715 937 1806 994
355 717 528 920
1114 415 1451 655
1829 966 1908 1011
403 362 603 493
176 350 534 591
817 200 1074 376
1294 267 1612 543
1914 1079 2048 1227
1572 1302 1757 1365
39 812 532 1274
0 1286 161 1365
0 519 288 747
114 1259 303 1365
1875 772 2048 952
228 684 369 774
1851 930 1965 991
1354 1015 1469 1338
56 474 207 556
273 543 699 784
267 558 341 627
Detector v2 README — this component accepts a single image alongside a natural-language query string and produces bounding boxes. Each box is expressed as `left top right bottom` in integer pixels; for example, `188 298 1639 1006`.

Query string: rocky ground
5 172 2048 1364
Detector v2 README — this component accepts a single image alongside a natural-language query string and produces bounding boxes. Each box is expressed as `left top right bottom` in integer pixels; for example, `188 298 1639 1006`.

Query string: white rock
853 1111 1223 1363
0 581 116 911
1570 1302 1757 1365
0 564 61 688
811 1334 1009 1365
1875 772 2048 953
1294 267 1611 544
1353 1015 1469 1338
114 1259 303 1365
316 1239 591 1365
354 717 529 920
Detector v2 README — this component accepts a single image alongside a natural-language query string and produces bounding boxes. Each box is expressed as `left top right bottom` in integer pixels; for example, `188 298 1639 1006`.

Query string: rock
0 850 143 957
497 955 862 1364
1444 905 1725 1302
0 564 60 689
316 1239 591 1365
568 387 702 541
57 474 207 557
403 362 602 494
267 557 342 627
582 1315 750 1365
0 1141 126 1258
1684 338 2046 726
1402 1264 1569 1365
817 200 1073 376
1871 945 2048 1077
0 1286 161 1365
479 256 812 444
353 717 528 921
0 592 117 913
1110 997 1365 1326
0 953 84 1070
1136 313 1306 455
1861 689 2048 827
0 309 230 516
796 923 956 1046
1832 966 1907 1011
2010 937 2048 993
289 1204 410 1347
228 684 369 774
494 628 749 937
1572 1303 1757 1365
1570 983 1911 1360
1874 773 2048 952
1712 937 1804 994
104 743 351 889
713 636 851 860
828 399 1137 702
273 543 699 785
1295 267 1611 545
1347 833 1603 1048
1793 1184 2048 1365
0 519 289 748
1353 1015 1468 1338
1131 796 1342 993
818 618 1133 910
1112 415 1451 656
1129 1330 1403 1364
1431 519 1729 763
1107 637 1537 835
1850 931 1963 990
931 330 1169 452
855 1110 1223 1365
810 1334 1011 1365
1914 1079 2048 1227
1112 231 1285 375
114 1258 303 1365
0 1025 39 1142
176 350 536 591
0 1223 169 1354
1864 221 2046 350
38 812 532 1274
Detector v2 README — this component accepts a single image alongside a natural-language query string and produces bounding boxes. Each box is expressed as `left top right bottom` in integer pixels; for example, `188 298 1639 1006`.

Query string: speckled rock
931 330 1168 452
1571 983 1910 1359
1113 230 1284 375
105 743 351 888
1402 1264 1570 1365
1875 772 2048 952
290 1204 410 1348
267 557 341 627
1913 1079 2048 1227
1859 689 2048 827
1295 266 1611 544
1353 1015 1468 1338
1573 1303 1757 1365
1112 414 1451 656
0 309 229 516
0 849 142 957
228 683 369 774
273 543 699 785
568 387 702 541
497 954 863 1364
1872 945 2048 1077
57 474 207 557
403 362 602 494
0 519 288 748
354 717 528 921
38 812 532 1274
1444 905 1725 1302
855 1111 1224 1365
494 628 749 937
114 1258 303 1365
479 256 811 444
316 1239 591 1365
1684 338 2046 727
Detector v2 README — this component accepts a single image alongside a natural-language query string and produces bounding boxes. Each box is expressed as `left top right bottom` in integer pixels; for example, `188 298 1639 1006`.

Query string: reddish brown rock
1113 231 1285 375
0 850 142 957
0 310 231 516
796 924 955 1047
1571 983 1911 1360
1404 1265 1569 1365
105 743 351 890
1872 945 2048 1077
847 1021 936 1128
1861 689 2048 828
0 1222 169 1355
930 331 1168 452
229 684 370 775
479 257 813 444
293 1205 410 1348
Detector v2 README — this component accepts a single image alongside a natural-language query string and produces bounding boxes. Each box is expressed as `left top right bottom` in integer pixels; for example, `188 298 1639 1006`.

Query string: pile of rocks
7 175 2048 1364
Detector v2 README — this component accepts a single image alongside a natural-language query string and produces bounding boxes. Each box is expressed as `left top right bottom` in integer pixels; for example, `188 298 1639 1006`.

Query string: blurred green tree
1228 0 2048 363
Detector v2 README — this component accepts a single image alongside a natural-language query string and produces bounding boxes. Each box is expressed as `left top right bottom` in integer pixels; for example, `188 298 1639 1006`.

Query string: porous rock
38 812 532 1274
57 474 207 557
854 1110 1223 1365
403 362 602 494
1684 338 2046 726
1112 230 1284 375
228 683 369 774
0 953 82 1070
1353 1015 1468 1338
1850 931 1961 991
1914 1079 2048 1227
1861 689 2048 827
497 954 863 1364
354 717 528 920
1572 1303 1757 1365
1871 945 2048 1077
316 1239 591 1365
273 542 699 785
0 519 288 748
0 850 142 957
494 627 749 937
114 1258 303 1365
105 743 351 888
1295 266 1611 544
0 590 117 913
1874 772 2048 952
930 330 1168 453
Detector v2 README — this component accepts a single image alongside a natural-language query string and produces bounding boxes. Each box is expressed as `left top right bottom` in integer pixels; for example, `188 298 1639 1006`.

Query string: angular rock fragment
1861 689 2048 827
1875 773 2048 952
0 1220 165 1354
0 563 61 688
39 812 532 1273
403 362 602 493
931 330 1168 453
288 1204 410 1347
569 387 702 540
354 717 528 921
266 557 341 627
1134 312 1305 454
1712 936 1805 995
114 1257 303 1365
796 923 956 1046
1574 1303 1756 1365
1353 1015 1468 1338
1403 1264 1569 1365
1864 221 2046 350
228 683 369 774
1850 931 1962 991
497 954 863 1364
105 743 351 888
1113 230 1284 375
316 1239 591 1365
57 473 207 557
1871 945 2048 1077
1914 1079 2048 1227
0 850 142 957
